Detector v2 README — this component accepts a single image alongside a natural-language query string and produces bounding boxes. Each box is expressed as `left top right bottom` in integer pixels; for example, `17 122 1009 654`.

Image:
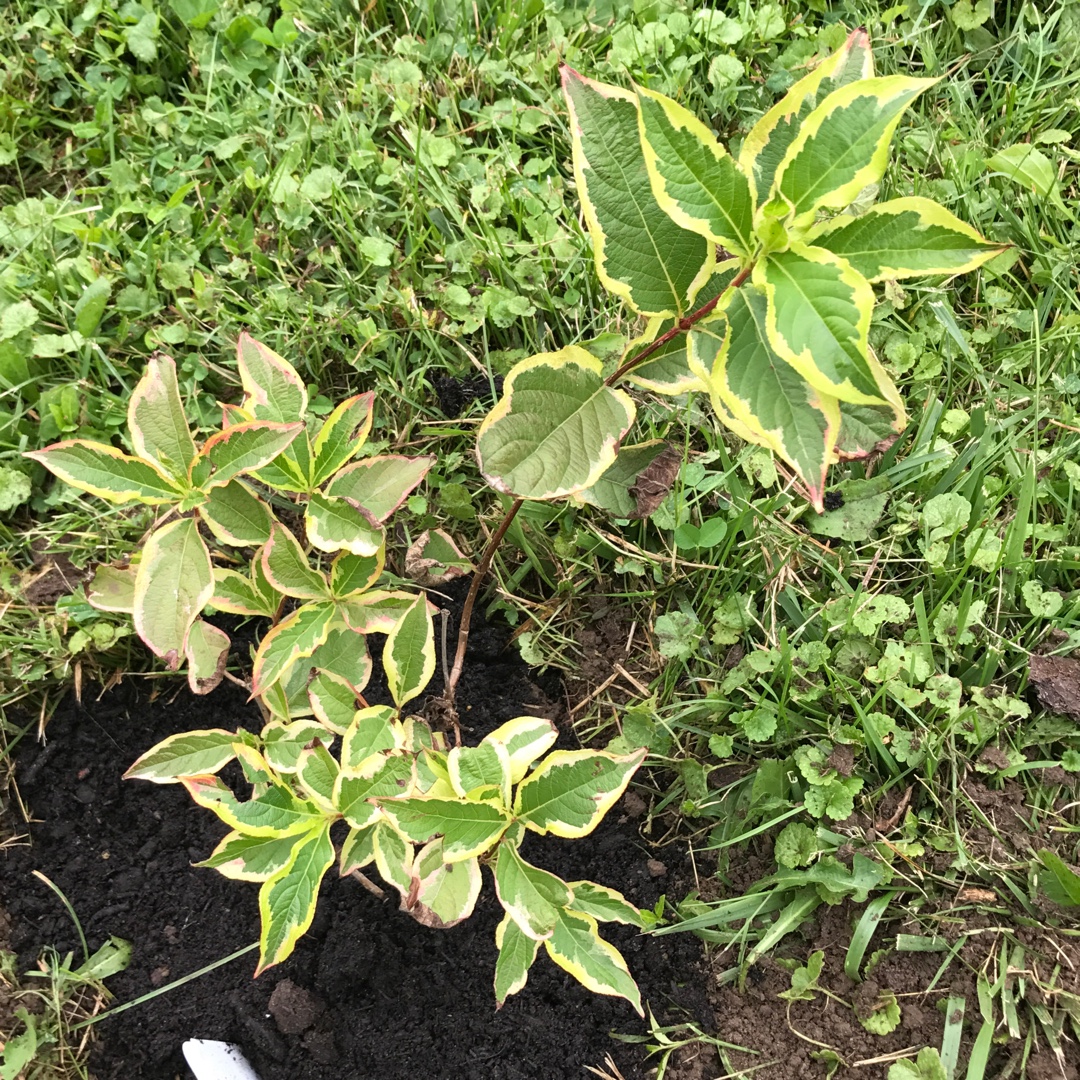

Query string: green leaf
384 593 435 708
183 776 327 838
740 29 873 206
200 479 274 547
408 840 482 928
373 821 414 898
811 197 1005 282
210 567 276 618
87 564 137 613
811 477 891 542
773 75 937 226
774 822 818 868
324 455 433 522
311 392 375 487
1038 849 1080 906
623 325 706 395
199 421 304 489
693 290 840 511
330 548 385 598
859 989 901 1035
184 618 229 695
74 277 110 337
477 347 635 500
757 244 894 406
125 728 242 783
308 627 373 691
305 493 384 556
887 1048 947 1080
308 670 363 734
493 842 573 940
339 824 377 875
195 831 299 881
514 748 646 838
256 823 334 975
544 908 643 1015
562 67 713 317
335 755 415 829
251 602 335 695
261 522 331 600
26 440 182 504
565 881 645 927
481 716 558 784
448 741 512 805
635 86 754 255
127 355 196 480
986 143 1058 198
236 332 308 423
494 911 541 1007
379 797 511 862
836 398 904 459
133 518 213 667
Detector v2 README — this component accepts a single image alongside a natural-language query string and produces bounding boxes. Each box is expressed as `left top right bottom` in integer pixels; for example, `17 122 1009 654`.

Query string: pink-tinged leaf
185 618 230 694
220 402 254 428
236 333 308 423
127 354 198 481
311 392 375 487
133 518 214 668
87 563 137 613
339 590 426 634
324 455 434 522
26 441 183 505
198 421 305 489
125 728 244 783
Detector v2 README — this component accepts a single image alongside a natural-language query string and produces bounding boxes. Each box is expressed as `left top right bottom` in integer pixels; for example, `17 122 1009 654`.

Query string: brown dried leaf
628 445 681 519
1029 654 1080 721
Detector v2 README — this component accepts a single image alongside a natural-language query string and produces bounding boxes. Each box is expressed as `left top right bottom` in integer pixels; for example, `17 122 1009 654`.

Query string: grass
2 0 1080 1077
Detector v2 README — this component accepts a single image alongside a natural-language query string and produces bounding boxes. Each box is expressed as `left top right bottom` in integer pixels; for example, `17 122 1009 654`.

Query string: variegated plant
28 336 649 1008
126 709 647 1011
476 30 1004 511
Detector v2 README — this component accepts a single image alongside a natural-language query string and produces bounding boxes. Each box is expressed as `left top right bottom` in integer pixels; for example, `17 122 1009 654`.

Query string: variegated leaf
127 354 197 481
200 479 274 547
26 441 183 505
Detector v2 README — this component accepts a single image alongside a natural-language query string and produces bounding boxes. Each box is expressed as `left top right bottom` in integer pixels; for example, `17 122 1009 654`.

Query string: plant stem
442 496 524 705
605 262 754 386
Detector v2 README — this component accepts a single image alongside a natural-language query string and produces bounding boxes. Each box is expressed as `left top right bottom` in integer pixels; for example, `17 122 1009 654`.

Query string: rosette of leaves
477 31 1004 510
126 710 647 1010
27 336 433 695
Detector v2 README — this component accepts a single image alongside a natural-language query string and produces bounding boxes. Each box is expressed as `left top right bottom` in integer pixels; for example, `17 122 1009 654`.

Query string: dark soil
1 582 710 1080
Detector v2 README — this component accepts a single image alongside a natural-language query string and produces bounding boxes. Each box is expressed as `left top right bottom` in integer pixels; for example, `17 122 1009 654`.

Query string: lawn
1 1 1079 1078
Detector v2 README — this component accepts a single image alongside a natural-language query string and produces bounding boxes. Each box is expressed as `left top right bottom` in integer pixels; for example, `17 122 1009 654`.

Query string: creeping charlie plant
475 30 1004 513
28 336 647 1011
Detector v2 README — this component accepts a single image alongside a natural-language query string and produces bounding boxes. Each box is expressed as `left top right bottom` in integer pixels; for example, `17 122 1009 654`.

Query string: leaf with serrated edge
134 518 213 667
477 347 635 500
200 479 274 547
384 593 435 708
308 627 372 691
26 441 183 504
379 797 510 862
335 755 415 829
261 523 330 600
635 84 754 254
305 493 384 556
128 355 197 481
88 564 136 613
251 603 334 695
308 671 361 735
755 244 884 406
448 741 512 806
562 67 713 316
566 881 645 927
514 748 647 838
694 291 841 511
183 776 327 837
493 842 572 940
199 421 304 490
773 75 938 227
739 28 873 206
256 824 334 975
125 728 241 783
330 548 385 598
339 824 377 875
482 717 558 784
808 196 1006 282
262 719 332 774
544 908 643 1015
325 456 434 522
236 333 308 423
311 392 374 487
836 397 904 459
410 840 482 928
494 910 541 1007
185 619 229 695
295 744 339 813
196 831 299 882
342 706 400 769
